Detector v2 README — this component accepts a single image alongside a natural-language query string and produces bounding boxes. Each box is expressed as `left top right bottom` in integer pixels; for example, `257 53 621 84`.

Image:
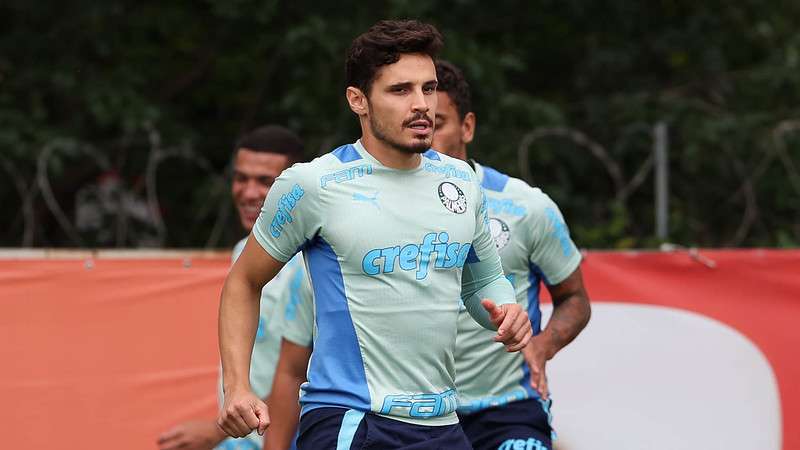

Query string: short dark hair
234 125 304 164
435 60 472 120
346 19 444 96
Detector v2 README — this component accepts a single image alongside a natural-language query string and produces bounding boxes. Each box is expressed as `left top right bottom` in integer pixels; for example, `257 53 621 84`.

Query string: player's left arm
461 182 531 352
523 192 591 400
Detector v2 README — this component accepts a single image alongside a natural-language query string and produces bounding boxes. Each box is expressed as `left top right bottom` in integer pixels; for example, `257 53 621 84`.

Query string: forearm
264 371 304 450
463 274 515 330
219 271 262 393
539 291 590 359
461 250 515 330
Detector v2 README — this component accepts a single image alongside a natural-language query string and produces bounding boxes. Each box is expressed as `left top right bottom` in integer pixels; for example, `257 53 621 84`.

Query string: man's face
433 91 464 157
231 149 290 231
432 91 474 161
365 53 438 154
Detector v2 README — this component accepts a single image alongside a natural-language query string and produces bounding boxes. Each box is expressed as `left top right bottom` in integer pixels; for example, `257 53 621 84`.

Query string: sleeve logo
269 184 305 238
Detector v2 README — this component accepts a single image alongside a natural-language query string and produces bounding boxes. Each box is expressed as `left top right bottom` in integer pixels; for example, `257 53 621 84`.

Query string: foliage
1 0 799 248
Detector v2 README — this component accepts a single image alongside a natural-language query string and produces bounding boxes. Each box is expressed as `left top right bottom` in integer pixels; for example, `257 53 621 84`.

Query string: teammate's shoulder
476 163 512 193
478 163 540 196
476 162 559 210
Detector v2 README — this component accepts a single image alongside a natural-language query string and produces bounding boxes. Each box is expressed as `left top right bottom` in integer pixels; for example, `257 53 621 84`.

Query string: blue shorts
297 407 471 450
457 398 553 450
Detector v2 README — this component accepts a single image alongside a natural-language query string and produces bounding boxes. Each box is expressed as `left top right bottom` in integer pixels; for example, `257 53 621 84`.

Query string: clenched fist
217 389 270 438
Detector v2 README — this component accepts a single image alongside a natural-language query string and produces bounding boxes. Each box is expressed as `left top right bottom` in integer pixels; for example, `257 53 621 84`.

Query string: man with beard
216 20 531 450
158 125 312 450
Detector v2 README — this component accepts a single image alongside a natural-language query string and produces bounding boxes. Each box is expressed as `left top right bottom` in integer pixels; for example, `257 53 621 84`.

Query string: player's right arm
264 339 312 450
217 237 285 437
219 162 322 439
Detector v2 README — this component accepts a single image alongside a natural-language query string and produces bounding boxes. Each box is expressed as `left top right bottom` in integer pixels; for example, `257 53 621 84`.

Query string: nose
411 88 430 114
242 180 263 200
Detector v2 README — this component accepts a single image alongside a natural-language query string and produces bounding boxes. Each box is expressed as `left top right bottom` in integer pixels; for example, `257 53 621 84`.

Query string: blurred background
3 0 799 250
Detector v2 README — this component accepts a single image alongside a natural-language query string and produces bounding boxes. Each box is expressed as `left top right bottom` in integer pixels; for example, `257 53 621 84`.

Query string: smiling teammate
158 126 312 450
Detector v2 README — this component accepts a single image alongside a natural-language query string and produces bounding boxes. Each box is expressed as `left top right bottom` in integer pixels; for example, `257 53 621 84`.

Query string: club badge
489 217 510 250
438 182 467 214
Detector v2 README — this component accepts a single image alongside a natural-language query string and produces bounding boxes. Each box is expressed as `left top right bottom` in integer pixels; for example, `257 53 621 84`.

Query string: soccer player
158 125 312 450
433 60 591 450
216 19 531 450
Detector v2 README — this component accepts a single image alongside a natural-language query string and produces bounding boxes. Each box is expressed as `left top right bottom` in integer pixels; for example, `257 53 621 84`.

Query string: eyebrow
387 81 414 90
233 170 274 179
386 80 438 90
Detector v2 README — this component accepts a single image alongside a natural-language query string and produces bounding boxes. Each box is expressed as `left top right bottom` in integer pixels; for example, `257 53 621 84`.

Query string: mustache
402 113 433 128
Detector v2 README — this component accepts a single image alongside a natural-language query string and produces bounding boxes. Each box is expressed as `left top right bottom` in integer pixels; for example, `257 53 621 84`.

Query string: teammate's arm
522 191 591 399
157 420 227 450
264 339 312 450
524 267 590 400
217 237 285 438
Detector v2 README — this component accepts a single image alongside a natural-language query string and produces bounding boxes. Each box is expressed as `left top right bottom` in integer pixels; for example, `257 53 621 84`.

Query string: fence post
654 121 669 241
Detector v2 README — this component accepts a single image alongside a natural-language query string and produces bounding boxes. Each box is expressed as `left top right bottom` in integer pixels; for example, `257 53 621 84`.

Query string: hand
522 334 552 400
157 420 226 450
217 388 270 438
481 299 532 352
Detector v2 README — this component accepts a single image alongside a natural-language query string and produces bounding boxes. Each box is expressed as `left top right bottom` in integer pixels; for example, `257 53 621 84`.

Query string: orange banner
1 249 798 449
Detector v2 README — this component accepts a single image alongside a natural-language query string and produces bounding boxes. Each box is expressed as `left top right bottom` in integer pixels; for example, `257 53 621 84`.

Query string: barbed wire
3 120 797 248
517 120 800 246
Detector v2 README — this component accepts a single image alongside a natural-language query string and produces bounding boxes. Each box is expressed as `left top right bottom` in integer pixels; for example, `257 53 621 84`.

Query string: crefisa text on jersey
362 232 473 280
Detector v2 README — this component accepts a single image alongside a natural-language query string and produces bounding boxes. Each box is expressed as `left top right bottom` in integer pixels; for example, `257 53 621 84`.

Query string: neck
452 144 468 162
360 127 422 170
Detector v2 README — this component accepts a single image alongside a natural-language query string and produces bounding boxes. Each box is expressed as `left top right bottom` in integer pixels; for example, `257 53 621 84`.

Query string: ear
461 112 476 145
346 87 368 116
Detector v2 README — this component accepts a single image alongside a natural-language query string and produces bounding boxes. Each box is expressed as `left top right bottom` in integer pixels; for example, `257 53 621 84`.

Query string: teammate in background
433 60 591 450
217 19 531 450
158 125 312 450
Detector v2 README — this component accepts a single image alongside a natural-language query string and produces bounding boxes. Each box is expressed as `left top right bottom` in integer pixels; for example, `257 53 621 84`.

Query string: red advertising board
0 249 797 449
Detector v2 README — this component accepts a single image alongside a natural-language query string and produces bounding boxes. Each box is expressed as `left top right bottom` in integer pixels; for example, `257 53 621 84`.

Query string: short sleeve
252 165 322 262
528 190 582 285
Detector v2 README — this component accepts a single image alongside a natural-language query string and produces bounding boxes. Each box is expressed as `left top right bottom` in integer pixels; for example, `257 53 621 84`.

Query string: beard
368 110 432 154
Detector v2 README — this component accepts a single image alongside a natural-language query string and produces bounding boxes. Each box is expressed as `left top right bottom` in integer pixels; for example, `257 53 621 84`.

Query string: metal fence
3 120 800 248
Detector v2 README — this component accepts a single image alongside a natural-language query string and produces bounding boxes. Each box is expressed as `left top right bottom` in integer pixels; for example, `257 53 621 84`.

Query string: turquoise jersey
251 140 513 426
454 162 582 414
216 238 313 450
